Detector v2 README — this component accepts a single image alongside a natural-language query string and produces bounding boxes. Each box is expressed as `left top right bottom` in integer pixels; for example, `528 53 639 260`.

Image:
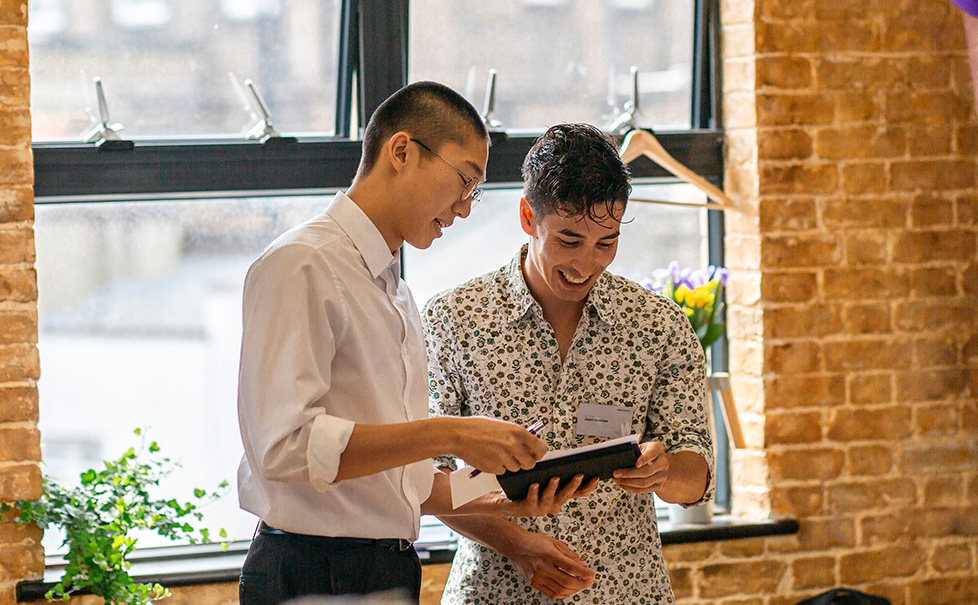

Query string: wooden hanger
620 128 737 211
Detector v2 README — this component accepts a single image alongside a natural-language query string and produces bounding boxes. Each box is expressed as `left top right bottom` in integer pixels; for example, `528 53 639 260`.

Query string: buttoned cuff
307 414 357 490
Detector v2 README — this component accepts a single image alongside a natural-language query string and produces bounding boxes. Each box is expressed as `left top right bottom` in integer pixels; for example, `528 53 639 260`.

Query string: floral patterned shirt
422 247 715 605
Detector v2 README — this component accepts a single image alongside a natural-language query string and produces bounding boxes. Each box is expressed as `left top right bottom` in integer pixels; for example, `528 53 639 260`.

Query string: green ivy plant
1 428 228 604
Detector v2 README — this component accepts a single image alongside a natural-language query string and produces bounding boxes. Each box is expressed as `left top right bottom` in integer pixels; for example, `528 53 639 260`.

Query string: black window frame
31 0 730 507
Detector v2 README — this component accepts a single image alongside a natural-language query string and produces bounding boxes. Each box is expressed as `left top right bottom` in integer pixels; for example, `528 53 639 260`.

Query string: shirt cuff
307 414 356 490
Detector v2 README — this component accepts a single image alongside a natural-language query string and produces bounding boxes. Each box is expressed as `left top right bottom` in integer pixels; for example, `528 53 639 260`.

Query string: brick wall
0 0 43 604
5 1 978 604
661 0 978 603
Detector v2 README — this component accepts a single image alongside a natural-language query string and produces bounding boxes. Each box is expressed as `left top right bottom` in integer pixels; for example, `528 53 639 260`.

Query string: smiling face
400 135 488 250
520 198 624 313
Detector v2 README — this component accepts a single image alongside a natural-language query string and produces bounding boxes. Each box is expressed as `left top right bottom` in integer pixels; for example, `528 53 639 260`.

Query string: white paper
450 465 503 509
575 403 634 438
539 433 640 462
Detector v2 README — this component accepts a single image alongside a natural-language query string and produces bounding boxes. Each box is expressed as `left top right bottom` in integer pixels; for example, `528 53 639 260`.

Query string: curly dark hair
521 123 631 223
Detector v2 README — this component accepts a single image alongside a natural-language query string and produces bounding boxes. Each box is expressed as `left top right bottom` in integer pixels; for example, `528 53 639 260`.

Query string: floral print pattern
422 247 715 605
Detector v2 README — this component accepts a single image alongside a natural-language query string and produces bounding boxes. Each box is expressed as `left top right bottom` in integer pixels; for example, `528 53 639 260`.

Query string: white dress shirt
237 192 433 540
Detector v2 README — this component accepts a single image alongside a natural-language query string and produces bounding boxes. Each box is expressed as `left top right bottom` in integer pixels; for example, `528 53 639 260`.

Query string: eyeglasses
410 138 485 206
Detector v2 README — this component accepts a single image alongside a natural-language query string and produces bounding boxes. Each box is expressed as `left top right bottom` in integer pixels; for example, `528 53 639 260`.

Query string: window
30 0 727 554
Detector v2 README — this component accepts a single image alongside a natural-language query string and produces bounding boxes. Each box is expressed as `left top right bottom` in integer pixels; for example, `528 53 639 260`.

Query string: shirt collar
326 192 397 279
501 245 619 329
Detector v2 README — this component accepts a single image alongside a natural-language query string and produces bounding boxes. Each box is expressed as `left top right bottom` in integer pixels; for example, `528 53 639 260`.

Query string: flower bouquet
642 261 728 351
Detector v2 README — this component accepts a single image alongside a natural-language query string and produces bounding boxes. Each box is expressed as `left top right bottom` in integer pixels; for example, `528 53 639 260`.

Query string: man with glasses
424 123 714 604
236 82 587 605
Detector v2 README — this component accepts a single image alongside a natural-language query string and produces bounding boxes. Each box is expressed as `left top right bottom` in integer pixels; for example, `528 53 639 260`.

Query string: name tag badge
576 403 634 438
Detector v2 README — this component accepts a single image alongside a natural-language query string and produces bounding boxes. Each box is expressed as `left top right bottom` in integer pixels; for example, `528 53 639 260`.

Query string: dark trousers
238 525 422 605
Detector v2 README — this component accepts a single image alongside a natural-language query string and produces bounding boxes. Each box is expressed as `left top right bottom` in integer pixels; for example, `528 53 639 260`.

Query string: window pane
35 195 458 552
404 183 708 308
409 0 694 132
29 0 341 141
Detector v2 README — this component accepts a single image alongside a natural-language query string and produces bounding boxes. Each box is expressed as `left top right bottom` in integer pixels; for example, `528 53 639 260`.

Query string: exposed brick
841 162 887 195
827 406 912 441
0 343 38 382
913 337 960 367
718 537 766 558
826 479 916 514
822 267 909 301
956 124 978 155
0 385 36 423
759 197 818 232
886 91 973 124
0 187 32 223
908 123 952 156
667 566 693 600
761 271 819 303
0 228 33 265
897 369 969 404
757 93 835 126
923 475 964 507
842 303 891 335
834 91 883 123
795 517 857 551
762 234 840 268
760 164 839 195
757 56 813 90
0 268 36 302
770 485 824 517
0 462 40 501
847 444 895 476
0 308 35 345
700 560 786 598
908 576 978 605
931 543 973 572
908 267 958 298
822 198 907 229
766 374 845 408
0 27 28 69
816 57 892 90
765 410 823 445
764 304 842 339
894 300 975 333
765 341 823 374
816 125 906 160
848 373 892 405
0 538 43 580
861 509 916 545
0 426 39 461
791 554 836 590
892 229 977 263
900 440 978 474
823 339 913 372
842 231 889 265
891 160 977 192
0 147 31 187
769 447 844 482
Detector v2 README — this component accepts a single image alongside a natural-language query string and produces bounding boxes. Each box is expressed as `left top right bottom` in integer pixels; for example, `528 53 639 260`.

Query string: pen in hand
470 419 546 478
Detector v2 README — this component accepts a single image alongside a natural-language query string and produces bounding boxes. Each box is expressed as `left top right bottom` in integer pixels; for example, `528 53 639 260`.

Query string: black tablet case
497 440 642 501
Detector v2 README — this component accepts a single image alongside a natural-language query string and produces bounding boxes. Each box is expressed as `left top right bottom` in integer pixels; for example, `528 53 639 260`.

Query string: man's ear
519 198 535 236
386 131 413 174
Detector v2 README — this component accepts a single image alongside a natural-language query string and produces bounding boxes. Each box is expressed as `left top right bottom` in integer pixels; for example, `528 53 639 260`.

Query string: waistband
257 520 414 552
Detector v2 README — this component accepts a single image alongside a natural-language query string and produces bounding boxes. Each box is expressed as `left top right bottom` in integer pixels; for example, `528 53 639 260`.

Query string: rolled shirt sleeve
647 297 716 507
238 242 353 490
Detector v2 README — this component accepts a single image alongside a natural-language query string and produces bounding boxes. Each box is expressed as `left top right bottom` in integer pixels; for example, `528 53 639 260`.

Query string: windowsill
16 516 797 602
